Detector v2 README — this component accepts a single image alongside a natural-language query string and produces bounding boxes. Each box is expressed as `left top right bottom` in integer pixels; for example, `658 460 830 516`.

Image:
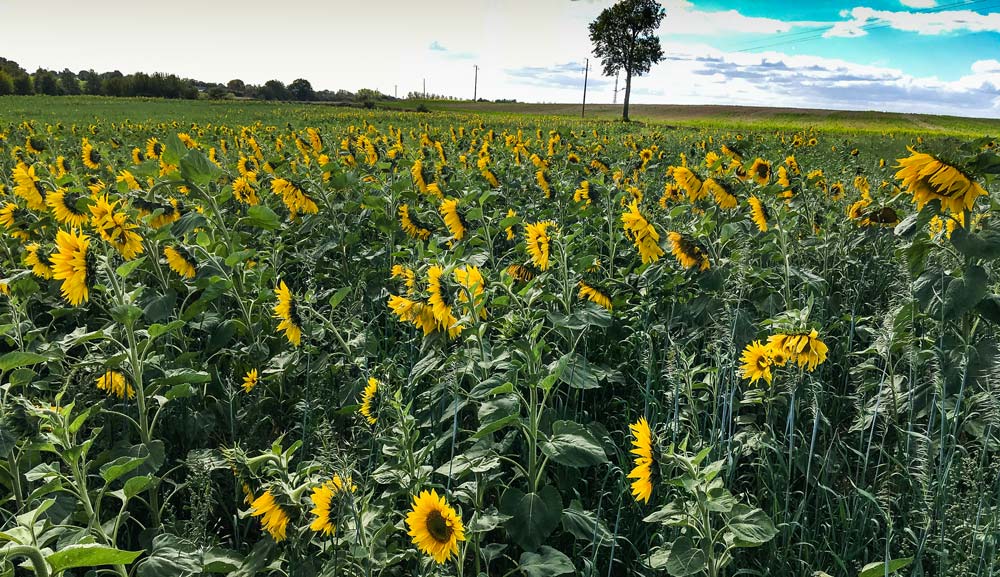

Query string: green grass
3 96 999 138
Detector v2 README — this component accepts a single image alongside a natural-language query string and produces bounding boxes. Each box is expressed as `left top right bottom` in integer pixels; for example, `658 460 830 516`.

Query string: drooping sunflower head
25 136 46 155
578 281 613 311
399 204 432 241
273 280 303 347
249 490 291 542
164 245 197 279
524 221 554 271
747 195 769 232
895 147 986 214
767 329 828 372
627 417 656 503
439 198 466 241
406 489 466 564
359 377 380 425
668 231 710 272
621 200 664 264
96 370 135 399
704 178 737 210
426 265 461 337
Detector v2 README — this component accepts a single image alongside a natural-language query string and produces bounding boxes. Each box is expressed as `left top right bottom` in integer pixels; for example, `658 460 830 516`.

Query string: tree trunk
622 70 632 122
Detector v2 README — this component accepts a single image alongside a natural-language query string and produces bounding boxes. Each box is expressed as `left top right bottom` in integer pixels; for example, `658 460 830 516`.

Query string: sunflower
704 178 737 210
621 200 664 264
232 176 260 206
749 158 771 186
578 281 612 311
50 229 91 305
525 221 554 271
573 181 592 207
427 265 461 337
895 148 986 214
410 159 429 195
237 156 257 177
668 232 710 271
131 148 145 164
249 490 290 542
767 329 828 372
95 211 144 260
271 179 319 218
273 281 303 347
536 169 552 198
242 368 259 393
739 341 773 385
399 204 432 240
145 138 163 160
46 189 89 228
309 476 356 536
506 264 536 283
672 166 705 202
0 203 30 242
387 295 437 335
24 243 53 279
359 377 379 425
406 490 466 564
96 370 134 399
454 265 487 319
439 198 466 241
505 208 517 241
747 196 769 232
12 163 47 211
627 417 655 504
164 246 196 279
830 182 845 200
56 156 71 177
25 136 46 155
116 170 141 191
721 144 743 162
81 139 102 170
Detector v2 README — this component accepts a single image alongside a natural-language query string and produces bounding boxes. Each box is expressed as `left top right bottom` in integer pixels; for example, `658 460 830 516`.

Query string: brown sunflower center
426 510 453 543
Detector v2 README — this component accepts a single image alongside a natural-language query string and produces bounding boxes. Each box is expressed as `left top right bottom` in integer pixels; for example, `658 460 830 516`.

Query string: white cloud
824 6 1000 37
900 0 937 8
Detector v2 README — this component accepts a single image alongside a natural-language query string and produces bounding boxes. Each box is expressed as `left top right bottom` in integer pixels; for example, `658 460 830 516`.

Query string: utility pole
582 58 589 118
423 78 426 99
473 64 478 101
613 70 619 105
394 84 397 98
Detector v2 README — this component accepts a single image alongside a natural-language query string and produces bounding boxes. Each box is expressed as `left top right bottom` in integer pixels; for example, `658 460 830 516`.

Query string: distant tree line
0 57 448 104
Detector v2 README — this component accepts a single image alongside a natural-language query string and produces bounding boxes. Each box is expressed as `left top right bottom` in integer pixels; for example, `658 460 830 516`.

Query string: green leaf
561 501 613 547
155 369 211 388
951 225 1000 260
328 287 351 309
472 414 521 439
500 485 563 552
116 256 147 279
665 536 708 577
123 475 153 499
859 557 913 577
47 544 143 573
556 353 600 390
0 352 48 372
540 420 609 467
138 534 201 577
179 149 222 186
518 546 575 577
100 455 147 483
246 205 281 231
943 265 988 318
148 320 185 340
727 506 778 547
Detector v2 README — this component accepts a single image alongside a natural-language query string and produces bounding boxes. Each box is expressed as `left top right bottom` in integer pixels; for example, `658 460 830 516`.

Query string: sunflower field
0 99 999 577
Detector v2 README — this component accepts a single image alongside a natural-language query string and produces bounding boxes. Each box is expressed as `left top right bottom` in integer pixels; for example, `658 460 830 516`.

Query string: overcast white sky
1 0 999 117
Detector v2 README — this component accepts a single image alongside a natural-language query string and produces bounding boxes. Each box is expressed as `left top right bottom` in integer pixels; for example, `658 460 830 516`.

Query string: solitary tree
588 0 665 121
288 78 315 101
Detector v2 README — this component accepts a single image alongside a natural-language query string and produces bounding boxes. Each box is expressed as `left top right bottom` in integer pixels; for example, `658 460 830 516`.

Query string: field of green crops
0 96 998 577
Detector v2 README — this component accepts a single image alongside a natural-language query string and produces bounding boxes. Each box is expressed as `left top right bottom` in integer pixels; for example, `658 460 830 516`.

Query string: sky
1 0 999 118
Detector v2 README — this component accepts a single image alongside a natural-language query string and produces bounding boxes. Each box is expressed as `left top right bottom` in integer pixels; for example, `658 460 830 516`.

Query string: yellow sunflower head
406 489 466 564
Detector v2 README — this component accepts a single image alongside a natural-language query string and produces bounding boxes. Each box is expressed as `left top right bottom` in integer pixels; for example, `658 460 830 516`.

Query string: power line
730 0 996 53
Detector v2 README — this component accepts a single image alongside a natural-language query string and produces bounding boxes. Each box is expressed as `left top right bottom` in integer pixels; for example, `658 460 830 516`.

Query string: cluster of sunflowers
0 105 996 576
